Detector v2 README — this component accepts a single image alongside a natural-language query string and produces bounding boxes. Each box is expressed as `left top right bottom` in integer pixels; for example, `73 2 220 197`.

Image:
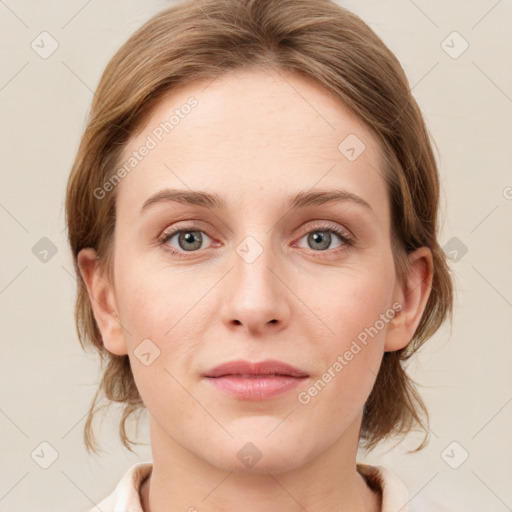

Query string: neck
140 416 381 512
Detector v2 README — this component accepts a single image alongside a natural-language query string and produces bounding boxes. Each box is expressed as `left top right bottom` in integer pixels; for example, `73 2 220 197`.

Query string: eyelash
158 222 354 259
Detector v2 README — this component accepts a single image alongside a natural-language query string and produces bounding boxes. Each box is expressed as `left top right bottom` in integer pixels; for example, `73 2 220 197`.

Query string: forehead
115 67 388 220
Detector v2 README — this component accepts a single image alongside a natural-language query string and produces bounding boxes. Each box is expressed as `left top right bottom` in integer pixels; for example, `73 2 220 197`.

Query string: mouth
202 359 310 378
202 359 309 400
212 374 303 378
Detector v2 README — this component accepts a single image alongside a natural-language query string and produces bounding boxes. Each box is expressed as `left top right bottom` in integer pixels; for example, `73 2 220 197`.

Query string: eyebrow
140 188 373 213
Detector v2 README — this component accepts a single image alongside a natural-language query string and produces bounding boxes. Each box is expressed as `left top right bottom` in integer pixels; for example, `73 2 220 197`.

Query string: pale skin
78 68 433 512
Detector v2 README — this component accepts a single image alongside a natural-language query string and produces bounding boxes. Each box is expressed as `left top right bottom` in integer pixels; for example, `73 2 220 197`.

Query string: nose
219 237 291 335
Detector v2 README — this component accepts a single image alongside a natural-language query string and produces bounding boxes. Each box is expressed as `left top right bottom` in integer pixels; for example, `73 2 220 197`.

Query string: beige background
1 0 511 510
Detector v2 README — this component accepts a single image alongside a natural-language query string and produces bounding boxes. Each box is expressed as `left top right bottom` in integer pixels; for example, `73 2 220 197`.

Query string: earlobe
77 248 128 356
384 247 433 352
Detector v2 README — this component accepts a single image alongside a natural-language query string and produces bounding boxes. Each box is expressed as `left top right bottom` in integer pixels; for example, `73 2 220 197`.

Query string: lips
202 359 309 400
202 359 310 378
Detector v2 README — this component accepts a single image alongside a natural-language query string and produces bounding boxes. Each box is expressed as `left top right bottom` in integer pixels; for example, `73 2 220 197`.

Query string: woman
65 0 454 510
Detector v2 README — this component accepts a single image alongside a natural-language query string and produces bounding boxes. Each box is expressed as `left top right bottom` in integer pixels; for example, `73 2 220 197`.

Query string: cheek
321 262 396 342
115 277 200 424
113 257 184 338
296 282 394 436
313 262 396 386
111 260 205 383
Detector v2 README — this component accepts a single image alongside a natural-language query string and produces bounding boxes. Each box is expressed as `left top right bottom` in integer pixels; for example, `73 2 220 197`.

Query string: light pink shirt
88 461 420 512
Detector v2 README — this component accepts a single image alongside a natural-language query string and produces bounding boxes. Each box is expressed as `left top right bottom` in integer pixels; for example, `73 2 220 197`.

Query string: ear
384 247 433 352
77 248 128 356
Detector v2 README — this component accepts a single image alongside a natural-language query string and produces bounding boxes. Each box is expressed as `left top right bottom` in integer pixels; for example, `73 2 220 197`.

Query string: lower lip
204 375 308 400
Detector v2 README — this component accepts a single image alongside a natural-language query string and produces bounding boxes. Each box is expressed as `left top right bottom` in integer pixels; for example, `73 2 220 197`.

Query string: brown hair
65 0 454 455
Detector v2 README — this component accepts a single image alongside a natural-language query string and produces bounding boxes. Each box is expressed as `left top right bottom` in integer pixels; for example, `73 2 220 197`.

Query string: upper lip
202 359 309 378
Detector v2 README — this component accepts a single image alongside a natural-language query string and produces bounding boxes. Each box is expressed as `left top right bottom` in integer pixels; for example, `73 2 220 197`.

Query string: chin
202 435 311 475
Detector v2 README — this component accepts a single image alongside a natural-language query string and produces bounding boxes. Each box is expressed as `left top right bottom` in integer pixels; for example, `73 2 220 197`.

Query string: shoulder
87 461 153 512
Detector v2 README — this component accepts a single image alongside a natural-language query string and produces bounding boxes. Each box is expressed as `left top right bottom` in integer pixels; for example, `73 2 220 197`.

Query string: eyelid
295 219 353 241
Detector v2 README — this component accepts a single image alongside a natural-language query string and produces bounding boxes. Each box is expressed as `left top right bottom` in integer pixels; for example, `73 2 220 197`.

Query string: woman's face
82 68 429 473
